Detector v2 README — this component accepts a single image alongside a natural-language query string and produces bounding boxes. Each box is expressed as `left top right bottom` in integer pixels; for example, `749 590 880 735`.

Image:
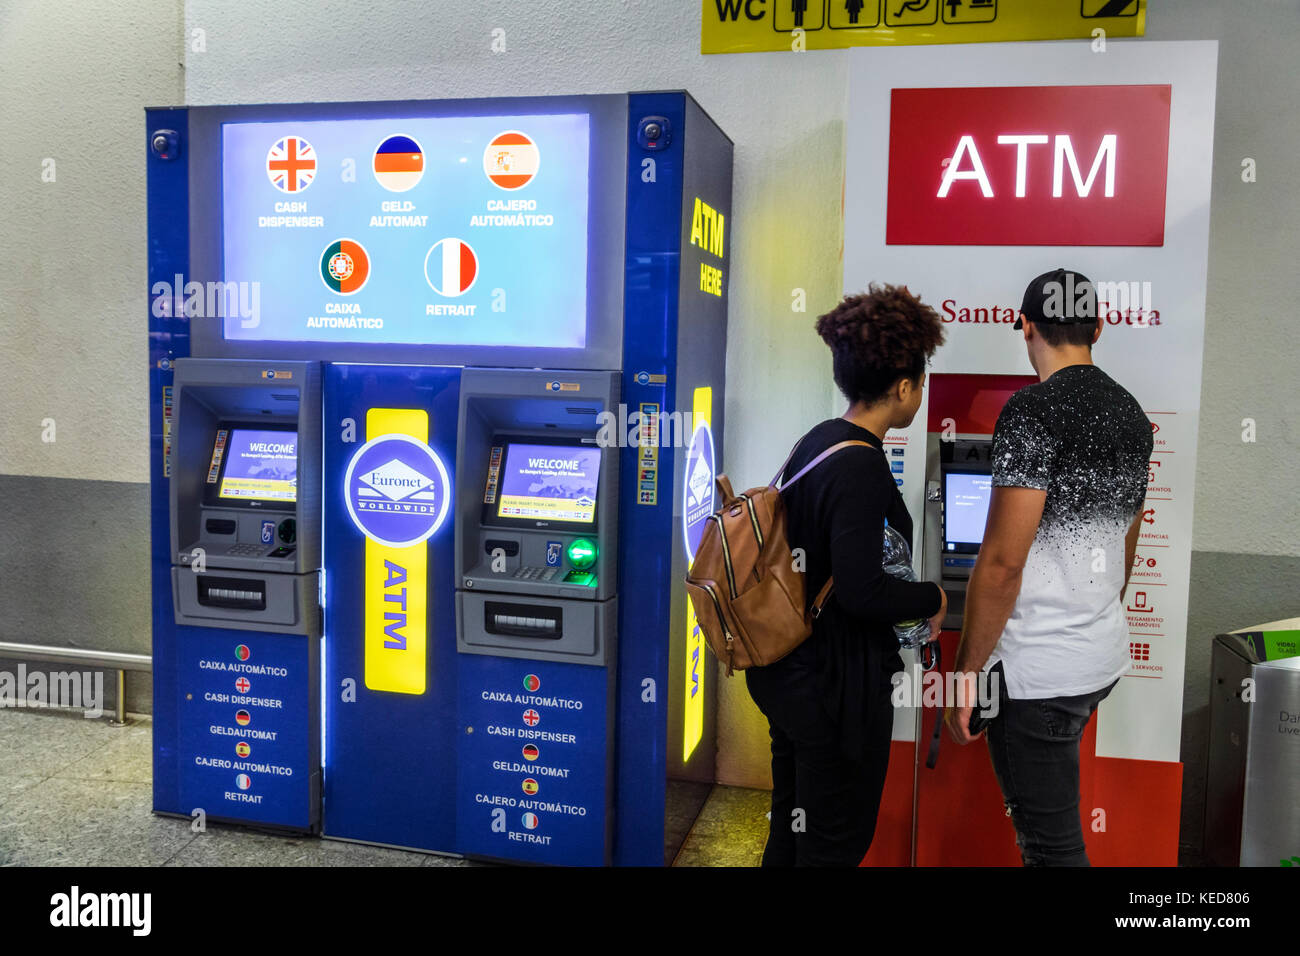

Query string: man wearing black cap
944 268 1153 866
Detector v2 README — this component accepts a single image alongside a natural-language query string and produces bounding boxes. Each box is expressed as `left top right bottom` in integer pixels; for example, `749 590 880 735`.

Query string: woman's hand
927 586 948 640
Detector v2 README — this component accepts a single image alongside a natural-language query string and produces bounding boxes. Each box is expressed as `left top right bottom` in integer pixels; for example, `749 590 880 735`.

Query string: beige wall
0 0 183 482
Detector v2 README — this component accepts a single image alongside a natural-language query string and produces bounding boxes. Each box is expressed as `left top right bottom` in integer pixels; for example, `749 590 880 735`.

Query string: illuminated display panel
217 428 298 503
221 113 590 347
944 470 992 550
495 442 599 525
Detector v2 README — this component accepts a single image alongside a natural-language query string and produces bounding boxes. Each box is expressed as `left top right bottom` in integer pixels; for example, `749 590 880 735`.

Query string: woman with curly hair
745 283 948 867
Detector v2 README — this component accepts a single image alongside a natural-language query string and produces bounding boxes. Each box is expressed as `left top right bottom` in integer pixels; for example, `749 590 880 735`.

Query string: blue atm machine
147 93 732 865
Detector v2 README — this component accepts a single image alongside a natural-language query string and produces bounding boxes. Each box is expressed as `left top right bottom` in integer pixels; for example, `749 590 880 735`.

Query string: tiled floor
0 707 769 867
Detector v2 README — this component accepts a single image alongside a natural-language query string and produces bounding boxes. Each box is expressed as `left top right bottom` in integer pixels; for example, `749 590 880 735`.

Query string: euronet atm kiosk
147 93 732 865
157 358 322 829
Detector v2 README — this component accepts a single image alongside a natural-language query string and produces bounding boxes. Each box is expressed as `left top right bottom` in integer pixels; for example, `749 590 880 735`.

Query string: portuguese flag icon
320 239 370 295
373 135 424 192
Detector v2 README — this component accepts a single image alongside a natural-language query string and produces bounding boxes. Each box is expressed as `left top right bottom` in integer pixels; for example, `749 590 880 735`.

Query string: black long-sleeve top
772 418 943 760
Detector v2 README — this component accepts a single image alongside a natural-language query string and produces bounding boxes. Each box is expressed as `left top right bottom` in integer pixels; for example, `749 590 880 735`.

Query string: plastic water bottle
883 521 931 649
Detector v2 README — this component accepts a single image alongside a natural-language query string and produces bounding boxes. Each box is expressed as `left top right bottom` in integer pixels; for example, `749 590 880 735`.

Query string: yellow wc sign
701 0 1145 53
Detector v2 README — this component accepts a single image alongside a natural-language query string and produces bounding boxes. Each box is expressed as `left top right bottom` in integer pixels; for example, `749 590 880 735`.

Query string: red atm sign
886 85 1171 246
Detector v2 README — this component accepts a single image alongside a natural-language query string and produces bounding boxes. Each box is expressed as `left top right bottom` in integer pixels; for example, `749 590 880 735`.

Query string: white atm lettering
383 560 408 649
937 134 1117 199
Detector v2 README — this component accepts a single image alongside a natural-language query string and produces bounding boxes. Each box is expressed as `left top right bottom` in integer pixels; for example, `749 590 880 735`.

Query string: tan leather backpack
684 440 872 675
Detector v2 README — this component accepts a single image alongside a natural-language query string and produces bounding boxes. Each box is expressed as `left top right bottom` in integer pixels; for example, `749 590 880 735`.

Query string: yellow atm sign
701 0 1145 53
363 408 430 695
690 197 725 297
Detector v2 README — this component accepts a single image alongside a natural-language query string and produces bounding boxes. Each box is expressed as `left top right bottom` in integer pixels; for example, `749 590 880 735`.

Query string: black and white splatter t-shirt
988 364 1154 699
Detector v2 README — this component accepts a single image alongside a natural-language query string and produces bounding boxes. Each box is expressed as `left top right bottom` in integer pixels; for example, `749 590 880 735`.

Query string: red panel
1085 757 1183 866
860 741 916 867
927 372 1038 435
914 630 1021 865
901 631 1183 865
887 86 1171 246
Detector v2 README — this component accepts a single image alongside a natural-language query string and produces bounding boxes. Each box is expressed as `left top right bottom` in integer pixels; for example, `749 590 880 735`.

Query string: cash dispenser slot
485 601 562 639
197 575 267 611
206 518 237 536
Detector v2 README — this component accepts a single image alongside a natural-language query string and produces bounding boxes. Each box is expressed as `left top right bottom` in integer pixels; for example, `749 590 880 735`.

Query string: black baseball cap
1014 268 1098 330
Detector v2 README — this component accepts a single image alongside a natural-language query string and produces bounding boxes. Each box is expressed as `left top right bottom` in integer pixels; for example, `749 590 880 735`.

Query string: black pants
745 649 893 867
985 677 1119 867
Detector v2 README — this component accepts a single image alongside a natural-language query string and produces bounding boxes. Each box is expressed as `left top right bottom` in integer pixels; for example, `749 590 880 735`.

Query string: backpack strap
809 577 835 619
769 436 805 488
778 439 875 491
775 436 880 619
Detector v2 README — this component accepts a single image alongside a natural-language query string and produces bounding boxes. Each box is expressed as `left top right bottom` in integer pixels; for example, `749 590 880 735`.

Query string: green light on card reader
567 538 597 570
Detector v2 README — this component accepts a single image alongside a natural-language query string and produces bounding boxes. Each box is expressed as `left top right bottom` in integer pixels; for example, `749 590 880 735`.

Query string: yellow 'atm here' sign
701 0 1145 53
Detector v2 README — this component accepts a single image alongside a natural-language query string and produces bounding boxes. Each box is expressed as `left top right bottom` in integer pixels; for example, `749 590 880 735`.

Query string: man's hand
944 670 983 744
945 704 976 745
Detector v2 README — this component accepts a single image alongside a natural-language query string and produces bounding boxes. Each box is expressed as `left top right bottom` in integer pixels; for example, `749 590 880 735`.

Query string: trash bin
1204 622 1300 866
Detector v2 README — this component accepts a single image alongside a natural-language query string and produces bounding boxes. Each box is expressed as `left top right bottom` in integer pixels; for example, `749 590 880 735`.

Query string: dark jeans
745 650 893 867
985 676 1119 867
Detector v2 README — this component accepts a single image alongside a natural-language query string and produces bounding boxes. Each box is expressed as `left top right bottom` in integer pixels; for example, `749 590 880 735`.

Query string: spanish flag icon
522 777 539 796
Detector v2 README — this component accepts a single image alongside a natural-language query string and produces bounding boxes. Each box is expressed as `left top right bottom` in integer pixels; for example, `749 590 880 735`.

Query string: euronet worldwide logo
344 434 451 547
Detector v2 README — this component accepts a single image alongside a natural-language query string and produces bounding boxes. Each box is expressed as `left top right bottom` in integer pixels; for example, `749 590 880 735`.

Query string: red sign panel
886 85 1171 246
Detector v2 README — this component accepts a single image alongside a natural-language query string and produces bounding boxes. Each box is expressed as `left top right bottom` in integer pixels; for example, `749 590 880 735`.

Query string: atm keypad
226 544 270 557
512 565 559 582
223 543 295 558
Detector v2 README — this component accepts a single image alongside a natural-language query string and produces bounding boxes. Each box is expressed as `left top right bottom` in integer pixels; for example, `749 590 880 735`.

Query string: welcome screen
219 429 298 503
497 444 600 524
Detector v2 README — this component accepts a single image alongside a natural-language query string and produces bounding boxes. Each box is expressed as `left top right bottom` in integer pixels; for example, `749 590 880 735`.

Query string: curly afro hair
815 284 946 406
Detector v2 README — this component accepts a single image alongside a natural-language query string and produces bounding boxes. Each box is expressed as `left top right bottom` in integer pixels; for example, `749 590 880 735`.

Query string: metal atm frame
147 91 732 865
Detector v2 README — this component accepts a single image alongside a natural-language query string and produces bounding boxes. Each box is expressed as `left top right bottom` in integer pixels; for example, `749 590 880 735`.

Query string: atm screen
494 442 599 525
220 112 591 349
210 427 298 504
944 470 992 552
